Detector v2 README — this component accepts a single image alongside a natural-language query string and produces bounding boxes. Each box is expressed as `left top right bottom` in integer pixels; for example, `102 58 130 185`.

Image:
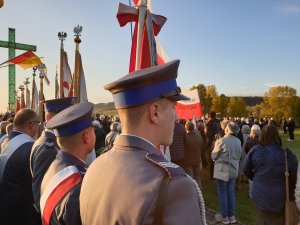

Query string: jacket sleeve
294 163 300 210
243 150 254 180
211 138 222 161
162 176 203 225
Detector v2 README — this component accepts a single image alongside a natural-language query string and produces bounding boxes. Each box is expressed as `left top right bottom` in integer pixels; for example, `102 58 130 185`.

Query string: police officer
80 60 207 225
40 102 95 225
30 97 77 213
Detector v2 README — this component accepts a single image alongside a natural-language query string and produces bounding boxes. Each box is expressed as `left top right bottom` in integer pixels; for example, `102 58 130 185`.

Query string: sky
0 0 300 111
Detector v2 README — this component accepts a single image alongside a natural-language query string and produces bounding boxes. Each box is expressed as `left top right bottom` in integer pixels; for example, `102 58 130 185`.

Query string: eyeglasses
28 120 42 125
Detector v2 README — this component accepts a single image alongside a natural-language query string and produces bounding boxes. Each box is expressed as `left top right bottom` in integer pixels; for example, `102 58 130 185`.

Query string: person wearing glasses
40 102 96 225
30 97 77 217
0 108 40 225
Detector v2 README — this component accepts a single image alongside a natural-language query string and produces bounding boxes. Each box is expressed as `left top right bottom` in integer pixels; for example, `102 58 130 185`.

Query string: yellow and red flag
0 51 42 69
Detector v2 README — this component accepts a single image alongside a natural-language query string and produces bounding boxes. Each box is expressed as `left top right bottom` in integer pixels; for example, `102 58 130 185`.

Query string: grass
202 128 300 225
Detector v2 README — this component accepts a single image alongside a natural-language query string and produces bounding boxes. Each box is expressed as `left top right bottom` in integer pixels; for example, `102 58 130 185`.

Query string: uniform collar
114 134 158 154
56 151 87 171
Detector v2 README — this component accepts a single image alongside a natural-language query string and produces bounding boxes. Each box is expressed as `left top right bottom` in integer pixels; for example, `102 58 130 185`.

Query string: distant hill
93 102 117 116
93 96 264 115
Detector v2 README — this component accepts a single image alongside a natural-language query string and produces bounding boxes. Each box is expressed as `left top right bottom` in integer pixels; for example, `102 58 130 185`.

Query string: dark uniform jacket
40 151 86 225
30 129 59 212
0 131 36 225
80 135 204 225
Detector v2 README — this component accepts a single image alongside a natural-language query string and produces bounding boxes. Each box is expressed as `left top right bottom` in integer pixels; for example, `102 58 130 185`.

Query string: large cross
0 28 37 111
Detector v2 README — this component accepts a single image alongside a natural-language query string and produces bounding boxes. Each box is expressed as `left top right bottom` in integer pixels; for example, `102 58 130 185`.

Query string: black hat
46 102 94 136
104 60 190 109
44 97 77 113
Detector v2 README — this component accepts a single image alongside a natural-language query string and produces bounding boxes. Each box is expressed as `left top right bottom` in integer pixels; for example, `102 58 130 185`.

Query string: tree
261 86 297 122
211 94 228 117
227 97 247 117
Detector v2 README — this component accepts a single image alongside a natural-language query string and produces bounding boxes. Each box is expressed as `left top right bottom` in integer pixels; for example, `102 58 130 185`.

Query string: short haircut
110 122 120 132
13 109 38 128
185 121 195 132
209 111 216 119
260 124 281 147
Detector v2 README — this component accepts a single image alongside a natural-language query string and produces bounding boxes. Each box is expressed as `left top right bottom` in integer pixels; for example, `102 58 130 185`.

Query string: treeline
191 84 300 126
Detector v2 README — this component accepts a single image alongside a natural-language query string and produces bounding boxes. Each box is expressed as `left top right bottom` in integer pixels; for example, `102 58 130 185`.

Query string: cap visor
168 93 190 101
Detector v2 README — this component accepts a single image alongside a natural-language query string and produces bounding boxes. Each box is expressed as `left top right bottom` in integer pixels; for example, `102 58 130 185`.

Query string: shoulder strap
40 165 82 225
284 148 290 201
152 174 170 225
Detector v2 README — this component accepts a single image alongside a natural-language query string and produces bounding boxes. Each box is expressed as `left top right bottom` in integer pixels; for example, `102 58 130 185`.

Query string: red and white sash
40 165 82 225
0 133 33 182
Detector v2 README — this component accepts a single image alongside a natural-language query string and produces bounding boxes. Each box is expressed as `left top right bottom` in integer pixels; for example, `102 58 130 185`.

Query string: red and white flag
63 51 72 97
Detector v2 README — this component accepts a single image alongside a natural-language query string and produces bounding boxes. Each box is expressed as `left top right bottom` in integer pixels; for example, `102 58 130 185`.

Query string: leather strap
152 174 170 225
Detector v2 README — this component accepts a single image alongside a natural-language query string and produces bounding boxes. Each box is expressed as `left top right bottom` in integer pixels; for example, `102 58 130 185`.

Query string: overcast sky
0 0 300 111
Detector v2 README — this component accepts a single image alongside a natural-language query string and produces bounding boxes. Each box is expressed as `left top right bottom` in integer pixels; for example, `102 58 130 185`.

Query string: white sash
0 133 34 182
0 134 7 145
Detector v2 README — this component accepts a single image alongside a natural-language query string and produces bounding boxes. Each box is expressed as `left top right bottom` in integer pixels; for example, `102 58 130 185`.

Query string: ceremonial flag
37 63 50 86
15 97 20 113
176 89 203 120
63 51 72 97
55 66 59 99
31 77 39 112
0 51 42 69
20 90 25 109
25 85 31 108
78 53 88 103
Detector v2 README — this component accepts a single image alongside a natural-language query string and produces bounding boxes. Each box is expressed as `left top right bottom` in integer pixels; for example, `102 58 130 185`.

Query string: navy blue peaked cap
46 102 94 137
44 97 77 113
104 60 190 109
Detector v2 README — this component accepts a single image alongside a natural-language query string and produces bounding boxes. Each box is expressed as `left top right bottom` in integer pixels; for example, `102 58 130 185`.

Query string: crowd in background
0 109 298 225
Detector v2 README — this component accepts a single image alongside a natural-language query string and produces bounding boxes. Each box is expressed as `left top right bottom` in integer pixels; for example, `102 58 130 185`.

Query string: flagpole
135 0 147 70
129 0 133 39
38 64 46 137
73 25 82 102
31 67 37 109
58 31 67 98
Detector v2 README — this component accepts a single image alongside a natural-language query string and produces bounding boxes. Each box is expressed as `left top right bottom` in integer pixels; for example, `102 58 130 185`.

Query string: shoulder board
146 153 186 179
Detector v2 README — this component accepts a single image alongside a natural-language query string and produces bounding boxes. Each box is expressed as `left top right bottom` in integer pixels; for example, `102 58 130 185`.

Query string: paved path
206 208 246 225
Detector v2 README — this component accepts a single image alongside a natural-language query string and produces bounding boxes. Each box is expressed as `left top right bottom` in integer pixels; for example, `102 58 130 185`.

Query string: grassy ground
202 128 300 225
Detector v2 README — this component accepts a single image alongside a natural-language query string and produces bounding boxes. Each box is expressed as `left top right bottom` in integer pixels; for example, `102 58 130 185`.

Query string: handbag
213 149 230 182
284 148 298 225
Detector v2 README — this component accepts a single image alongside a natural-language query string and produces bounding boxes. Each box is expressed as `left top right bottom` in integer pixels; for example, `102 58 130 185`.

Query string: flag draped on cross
117 0 167 72
0 51 42 69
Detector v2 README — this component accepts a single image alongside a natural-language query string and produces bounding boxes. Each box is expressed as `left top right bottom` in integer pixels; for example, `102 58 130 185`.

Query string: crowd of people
0 59 298 225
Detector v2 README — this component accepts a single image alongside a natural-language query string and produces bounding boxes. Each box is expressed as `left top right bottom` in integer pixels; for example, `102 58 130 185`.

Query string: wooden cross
0 28 37 111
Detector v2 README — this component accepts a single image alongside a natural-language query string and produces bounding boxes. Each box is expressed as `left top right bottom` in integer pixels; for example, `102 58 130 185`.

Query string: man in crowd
30 97 77 214
40 102 95 225
205 111 220 180
0 109 40 225
80 60 207 225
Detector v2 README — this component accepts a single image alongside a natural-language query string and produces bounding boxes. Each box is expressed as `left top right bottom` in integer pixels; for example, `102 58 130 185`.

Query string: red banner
176 102 203 120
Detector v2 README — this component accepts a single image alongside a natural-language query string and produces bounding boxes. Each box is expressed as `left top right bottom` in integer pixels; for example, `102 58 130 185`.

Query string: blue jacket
243 144 298 212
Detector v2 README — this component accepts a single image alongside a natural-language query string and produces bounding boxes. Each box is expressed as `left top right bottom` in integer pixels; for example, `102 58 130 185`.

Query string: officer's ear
82 127 93 144
148 102 159 124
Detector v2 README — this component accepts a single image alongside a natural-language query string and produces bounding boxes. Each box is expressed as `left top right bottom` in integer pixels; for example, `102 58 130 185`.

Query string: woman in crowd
184 121 204 187
244 124 261 198
237 125 250 190
211 122 242 224
243 124 298 225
